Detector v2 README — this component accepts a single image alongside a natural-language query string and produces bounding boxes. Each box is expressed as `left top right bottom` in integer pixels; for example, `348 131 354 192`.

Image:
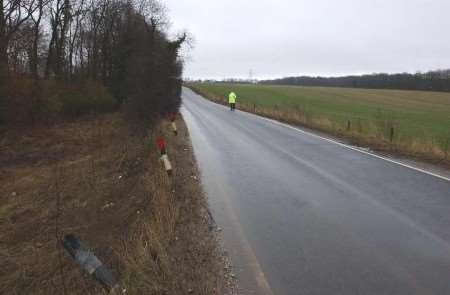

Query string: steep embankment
0 113 230 294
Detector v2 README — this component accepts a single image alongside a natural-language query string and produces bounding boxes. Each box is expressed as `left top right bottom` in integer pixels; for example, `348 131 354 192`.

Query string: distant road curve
181 87 450 295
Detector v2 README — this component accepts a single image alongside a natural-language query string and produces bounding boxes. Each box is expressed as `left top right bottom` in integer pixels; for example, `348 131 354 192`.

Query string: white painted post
161 154 173 175
171 122 178 135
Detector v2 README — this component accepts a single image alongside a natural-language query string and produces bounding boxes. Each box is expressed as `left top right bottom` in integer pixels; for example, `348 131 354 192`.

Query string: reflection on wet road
181 87 450 295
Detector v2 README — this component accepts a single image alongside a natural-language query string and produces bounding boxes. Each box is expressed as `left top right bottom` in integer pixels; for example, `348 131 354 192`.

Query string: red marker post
157 137 167 155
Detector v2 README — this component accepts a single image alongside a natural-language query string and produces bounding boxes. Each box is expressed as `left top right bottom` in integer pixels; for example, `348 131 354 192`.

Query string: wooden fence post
390 126 394 143
445 137 449 159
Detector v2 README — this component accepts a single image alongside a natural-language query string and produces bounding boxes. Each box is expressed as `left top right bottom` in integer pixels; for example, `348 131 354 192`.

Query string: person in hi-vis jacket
228 91 237 111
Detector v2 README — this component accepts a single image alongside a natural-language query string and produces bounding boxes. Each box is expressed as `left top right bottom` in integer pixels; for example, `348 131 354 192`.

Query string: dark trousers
230 103 236 111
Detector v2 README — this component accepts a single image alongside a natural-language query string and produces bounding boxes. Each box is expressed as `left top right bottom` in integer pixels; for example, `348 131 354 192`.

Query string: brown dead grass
0 113 226 294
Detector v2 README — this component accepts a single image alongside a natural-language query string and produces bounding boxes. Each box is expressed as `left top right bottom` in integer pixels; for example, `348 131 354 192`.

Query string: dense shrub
2 77 117 124
58 81 117 117
110 9 185 131
3 76 36 124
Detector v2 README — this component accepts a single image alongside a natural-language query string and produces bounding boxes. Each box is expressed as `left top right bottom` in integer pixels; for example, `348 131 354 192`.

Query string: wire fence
205 93 450 162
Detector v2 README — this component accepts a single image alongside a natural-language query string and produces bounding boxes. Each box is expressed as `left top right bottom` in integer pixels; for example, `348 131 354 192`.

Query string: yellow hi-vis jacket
228 92 237 104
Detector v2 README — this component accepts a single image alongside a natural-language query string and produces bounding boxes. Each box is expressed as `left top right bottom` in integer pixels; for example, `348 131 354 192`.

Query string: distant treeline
260 70 450 92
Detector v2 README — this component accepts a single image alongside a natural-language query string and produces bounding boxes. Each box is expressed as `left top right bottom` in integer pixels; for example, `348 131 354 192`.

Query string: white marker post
169 113 178 136
161 153 173 175
157 138 173 176
171 121 178 136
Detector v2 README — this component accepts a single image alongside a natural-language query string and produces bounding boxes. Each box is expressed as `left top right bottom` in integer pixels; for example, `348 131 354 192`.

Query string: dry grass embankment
189 83 450 168
0 113 229 294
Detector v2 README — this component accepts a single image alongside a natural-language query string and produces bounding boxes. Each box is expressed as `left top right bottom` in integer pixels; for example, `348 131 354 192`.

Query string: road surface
180 87 450 295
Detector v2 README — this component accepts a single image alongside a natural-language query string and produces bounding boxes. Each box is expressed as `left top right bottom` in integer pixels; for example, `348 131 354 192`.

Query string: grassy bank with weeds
189 83 450 167
0 113 228 294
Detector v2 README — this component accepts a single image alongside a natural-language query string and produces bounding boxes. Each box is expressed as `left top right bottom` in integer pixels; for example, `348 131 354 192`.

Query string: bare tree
29 0 46 78
1 0 39 121
2 0 187 125
45 0 71 78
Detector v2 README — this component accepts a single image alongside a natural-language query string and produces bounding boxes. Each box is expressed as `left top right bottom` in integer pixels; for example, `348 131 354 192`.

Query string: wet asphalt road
180 88 450 295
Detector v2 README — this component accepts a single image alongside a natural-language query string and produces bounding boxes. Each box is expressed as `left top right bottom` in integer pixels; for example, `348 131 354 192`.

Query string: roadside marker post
171 122 178 135
157 137 173 176
161 154 173 175
390 126 395 143
169 113 178 136
157 137 167 155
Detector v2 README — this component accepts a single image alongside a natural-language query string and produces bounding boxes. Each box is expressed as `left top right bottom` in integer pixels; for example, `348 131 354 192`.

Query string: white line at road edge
255 115 450 183
187 88 450 182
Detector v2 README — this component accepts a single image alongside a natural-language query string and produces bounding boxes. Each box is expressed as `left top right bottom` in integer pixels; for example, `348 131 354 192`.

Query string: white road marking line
255 114 450 183
187 89 450 183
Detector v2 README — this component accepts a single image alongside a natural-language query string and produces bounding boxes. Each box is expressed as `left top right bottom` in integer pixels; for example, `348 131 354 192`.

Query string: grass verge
188 83 450 168
0 113 229 294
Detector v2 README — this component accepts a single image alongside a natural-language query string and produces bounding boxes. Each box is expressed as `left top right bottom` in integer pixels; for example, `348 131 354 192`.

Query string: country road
180 87 450 295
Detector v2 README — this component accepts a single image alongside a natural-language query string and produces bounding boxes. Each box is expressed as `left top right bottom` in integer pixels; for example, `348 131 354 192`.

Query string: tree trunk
31 30 39 77
46 0 62 78
45 26 58 78
0 0 8 77
31 0 43 79
54 0 71 79
0 43 8 123
0 0 9 123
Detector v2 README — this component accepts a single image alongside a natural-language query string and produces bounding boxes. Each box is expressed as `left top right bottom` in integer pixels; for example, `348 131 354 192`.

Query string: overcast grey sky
164 0 450 80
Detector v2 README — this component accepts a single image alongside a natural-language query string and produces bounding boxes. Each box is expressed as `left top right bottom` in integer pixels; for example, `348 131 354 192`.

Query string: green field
191 83 450 155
